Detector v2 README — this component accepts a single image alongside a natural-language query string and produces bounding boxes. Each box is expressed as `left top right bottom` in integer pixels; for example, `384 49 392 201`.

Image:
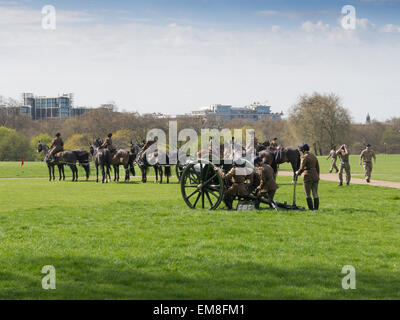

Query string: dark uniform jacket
298 151 320 183
101 137 113 151
258 164 278 194
218 167 249 196
50 137 64 153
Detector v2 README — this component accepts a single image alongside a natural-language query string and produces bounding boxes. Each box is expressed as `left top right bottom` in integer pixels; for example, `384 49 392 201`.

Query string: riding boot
314 198 319 210
306 197 314 211
223 195 233 210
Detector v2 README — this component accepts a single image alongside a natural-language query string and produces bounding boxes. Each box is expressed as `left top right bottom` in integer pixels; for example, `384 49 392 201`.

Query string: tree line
0 92 399 161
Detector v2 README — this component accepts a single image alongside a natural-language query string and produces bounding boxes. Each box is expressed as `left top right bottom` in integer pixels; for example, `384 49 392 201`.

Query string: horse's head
37 141 46 153
89 144 95 156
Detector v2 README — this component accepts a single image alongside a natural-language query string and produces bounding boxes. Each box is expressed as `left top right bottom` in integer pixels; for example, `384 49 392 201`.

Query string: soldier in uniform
254 157 278 209
215 159 250 210
138 135 158 159
326 146 339 173
360 144 376 183
336 144 351 186
49 133 64 162
268 138 278 153
295 143 320 211
101 133 114 152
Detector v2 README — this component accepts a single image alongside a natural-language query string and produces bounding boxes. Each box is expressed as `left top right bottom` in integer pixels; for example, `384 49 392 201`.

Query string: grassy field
1 154 399 182
0 172 399 299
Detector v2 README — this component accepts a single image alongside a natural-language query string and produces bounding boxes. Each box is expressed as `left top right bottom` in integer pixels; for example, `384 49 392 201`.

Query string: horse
129 141 140 177
90 140 112 183
37 142 90 181
97 138 131 182
37 142 65 181
135 144 171 184
275 147 301 183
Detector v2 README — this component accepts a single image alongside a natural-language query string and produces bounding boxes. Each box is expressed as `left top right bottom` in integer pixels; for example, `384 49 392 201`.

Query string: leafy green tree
289 92 351 155
64 134 92 151
0 127 31 161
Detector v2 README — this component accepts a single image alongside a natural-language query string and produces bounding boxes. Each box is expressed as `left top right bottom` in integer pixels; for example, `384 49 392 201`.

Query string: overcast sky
0 0 399 122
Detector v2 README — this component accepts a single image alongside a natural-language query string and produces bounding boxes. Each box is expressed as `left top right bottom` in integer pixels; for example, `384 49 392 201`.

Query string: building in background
191 102 283 121
22 93 87 120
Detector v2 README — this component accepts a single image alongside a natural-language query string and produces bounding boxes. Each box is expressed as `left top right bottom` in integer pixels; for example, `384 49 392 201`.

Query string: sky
0 0 399 122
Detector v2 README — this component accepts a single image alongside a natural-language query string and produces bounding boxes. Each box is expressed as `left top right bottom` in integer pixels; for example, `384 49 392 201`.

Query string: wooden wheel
180 160 223 210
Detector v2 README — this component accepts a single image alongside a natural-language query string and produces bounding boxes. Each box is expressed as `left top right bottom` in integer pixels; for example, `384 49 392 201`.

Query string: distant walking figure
336 144 351 186
327 146 339 173
360 144 376 183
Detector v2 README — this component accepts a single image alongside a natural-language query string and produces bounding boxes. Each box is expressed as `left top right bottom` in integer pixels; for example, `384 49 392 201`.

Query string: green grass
2 154 399 182
0 175 399 299
279 154 400 183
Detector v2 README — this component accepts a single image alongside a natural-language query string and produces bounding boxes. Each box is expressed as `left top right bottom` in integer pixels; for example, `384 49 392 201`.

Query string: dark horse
134 143 171 183
255 143 300 183
275 147 301 183
97 138 133 182
90 139 112 183
37 142 90 181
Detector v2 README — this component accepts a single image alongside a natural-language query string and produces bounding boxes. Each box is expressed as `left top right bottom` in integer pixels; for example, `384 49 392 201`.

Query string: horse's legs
84 164 89 181
62 165 65 180
96 163 99 183
107 165 111 182
58 165 62 181
114 165 117 182
124 164 129 182
52 166 55 181
48 165 52 181
141 166 147 183
159 166 163 184
74 165 78 181
154 165 159 183
101 165 106 183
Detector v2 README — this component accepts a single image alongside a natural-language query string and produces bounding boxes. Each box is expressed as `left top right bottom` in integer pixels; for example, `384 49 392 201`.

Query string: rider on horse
136 134 158 162
101 133 115 153
49 133 64 162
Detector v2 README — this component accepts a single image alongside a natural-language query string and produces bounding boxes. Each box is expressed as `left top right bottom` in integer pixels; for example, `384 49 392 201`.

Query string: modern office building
191 102 283 121
22 93 87 120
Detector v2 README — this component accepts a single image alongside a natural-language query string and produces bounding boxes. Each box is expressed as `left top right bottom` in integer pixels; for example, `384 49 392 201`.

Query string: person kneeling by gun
254 157 279 210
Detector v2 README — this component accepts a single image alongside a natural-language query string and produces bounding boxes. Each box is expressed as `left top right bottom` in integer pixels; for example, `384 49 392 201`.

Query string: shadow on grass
1 255 398 300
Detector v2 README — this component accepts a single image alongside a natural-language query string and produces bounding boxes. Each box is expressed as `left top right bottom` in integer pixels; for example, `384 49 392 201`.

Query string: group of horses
37 139 301 184
37 139 172 184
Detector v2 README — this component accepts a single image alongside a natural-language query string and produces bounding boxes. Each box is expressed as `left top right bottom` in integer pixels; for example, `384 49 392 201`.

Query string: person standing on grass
360 144 376 183
336 144 351 186
295 143 320 211
327 146 339 173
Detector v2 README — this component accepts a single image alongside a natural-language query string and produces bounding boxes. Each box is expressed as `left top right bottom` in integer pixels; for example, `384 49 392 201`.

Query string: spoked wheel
180 160 223 210
175 161 186 181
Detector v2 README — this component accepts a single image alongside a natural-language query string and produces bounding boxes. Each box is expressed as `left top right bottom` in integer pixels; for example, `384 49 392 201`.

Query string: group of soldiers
327 144 376 185
213 140 320 211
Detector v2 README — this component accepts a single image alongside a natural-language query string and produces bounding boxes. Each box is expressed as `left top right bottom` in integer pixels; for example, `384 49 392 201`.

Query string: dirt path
279 171 400 189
